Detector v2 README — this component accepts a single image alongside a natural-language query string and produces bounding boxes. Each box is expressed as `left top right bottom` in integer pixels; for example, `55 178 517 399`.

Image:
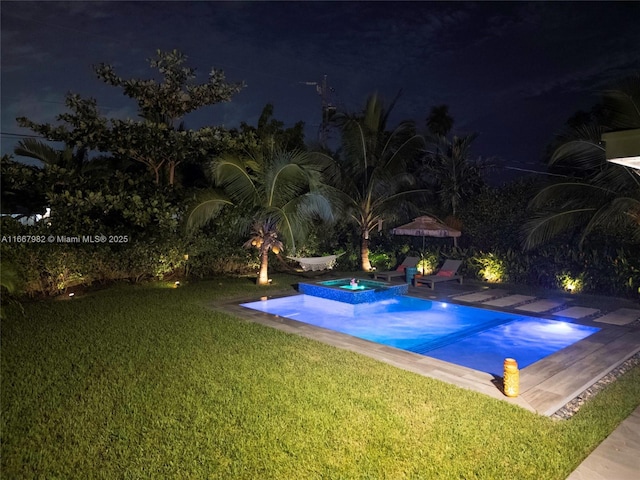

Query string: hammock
287 253 343 272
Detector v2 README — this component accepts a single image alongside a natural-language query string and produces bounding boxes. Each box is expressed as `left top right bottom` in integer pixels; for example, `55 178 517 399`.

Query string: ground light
557 272 584 293
477 253 505 283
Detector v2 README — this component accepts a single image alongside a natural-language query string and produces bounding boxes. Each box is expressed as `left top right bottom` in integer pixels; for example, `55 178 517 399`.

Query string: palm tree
13 138 108 187
426 104 454 137
333 93 426 271
420 134 489 247
243 218 284 285
522 75 640 249
186 146 335 285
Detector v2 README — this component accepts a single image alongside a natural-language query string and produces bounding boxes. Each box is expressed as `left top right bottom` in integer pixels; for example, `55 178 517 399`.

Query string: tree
13 138 110 190
426 104 454 137
18 49 244 186
95 49 245 185
186 147 335 285
6 137 183 256
523 75 640 249
423 133 488 220
332 93 426 271
238 103 307 152
243 218 284 285
0 154 47 216
460 178 542 251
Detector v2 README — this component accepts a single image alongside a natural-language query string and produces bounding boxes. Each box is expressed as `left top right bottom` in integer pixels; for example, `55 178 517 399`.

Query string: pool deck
214 277 640 417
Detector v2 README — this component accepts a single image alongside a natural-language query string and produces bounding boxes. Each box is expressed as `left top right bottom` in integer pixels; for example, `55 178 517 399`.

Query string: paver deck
482 294 535 307
595 308 640 326
451 289 507 303
516 299 566 313
553 306 600 319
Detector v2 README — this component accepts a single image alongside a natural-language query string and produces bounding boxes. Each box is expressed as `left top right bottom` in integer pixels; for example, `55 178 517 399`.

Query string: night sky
2 1 639 180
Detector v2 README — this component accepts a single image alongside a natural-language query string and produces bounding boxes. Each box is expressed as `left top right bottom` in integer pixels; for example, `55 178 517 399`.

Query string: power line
504 166 568 177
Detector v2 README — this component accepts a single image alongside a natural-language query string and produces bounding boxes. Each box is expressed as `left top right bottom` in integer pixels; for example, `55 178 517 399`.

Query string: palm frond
549 139 605 169
526 75 640 249
522 208 595 250
184 189 233 232
293 192 335 223
578 196 640 246
264 152 310 207
273 192 336 252
528 182 614 209
602 74 640 129
593 162 640 191
382 132 425 172
14 139 59 164
213 155 258 205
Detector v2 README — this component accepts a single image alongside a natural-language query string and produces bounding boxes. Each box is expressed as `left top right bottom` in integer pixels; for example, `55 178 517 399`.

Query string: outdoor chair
373 256 420 281
413 259 463 289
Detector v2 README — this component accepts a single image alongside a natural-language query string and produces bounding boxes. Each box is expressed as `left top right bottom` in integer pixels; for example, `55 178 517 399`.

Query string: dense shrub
461 245 639 298
0 216 257 296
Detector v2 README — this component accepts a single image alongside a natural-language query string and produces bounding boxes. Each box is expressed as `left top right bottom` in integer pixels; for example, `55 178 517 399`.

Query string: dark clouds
2 1 639 178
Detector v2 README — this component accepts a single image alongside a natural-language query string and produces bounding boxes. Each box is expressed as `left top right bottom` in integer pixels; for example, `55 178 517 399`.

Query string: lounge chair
413 259 463 289
373 256 420 281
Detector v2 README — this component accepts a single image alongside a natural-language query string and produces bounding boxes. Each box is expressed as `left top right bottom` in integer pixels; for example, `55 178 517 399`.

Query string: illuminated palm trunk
257 248 270 285
360 231 372 271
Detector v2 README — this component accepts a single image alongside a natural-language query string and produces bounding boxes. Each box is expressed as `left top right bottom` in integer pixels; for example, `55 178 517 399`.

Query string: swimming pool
240 294 599 376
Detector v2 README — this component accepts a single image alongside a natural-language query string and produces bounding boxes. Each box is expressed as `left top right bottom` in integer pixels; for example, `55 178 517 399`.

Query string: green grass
2 275 639 479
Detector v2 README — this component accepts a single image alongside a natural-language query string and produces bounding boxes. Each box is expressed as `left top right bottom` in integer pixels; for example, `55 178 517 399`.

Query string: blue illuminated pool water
240 294 599 376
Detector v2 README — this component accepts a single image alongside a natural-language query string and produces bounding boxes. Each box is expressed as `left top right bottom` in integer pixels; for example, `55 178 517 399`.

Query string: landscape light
603 129 640 170
503 358 519 397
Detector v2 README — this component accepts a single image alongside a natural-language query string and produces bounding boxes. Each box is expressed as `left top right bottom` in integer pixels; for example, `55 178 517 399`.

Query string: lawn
2 275 639 479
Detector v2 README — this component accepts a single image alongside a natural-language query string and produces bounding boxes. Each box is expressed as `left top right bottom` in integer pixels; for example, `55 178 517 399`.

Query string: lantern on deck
503 358 520 397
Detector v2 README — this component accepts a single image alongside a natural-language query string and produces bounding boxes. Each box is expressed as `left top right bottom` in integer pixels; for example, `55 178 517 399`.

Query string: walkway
566 405 640 480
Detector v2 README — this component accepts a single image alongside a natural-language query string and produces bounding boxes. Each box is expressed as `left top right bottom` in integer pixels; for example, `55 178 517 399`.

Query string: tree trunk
360 231 372 271
257 249 270 285
153 165 161 185
168 160 180 186
168 163 175 186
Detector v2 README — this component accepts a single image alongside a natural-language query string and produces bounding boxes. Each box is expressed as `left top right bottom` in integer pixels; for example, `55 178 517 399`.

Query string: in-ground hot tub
298 278 407 304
